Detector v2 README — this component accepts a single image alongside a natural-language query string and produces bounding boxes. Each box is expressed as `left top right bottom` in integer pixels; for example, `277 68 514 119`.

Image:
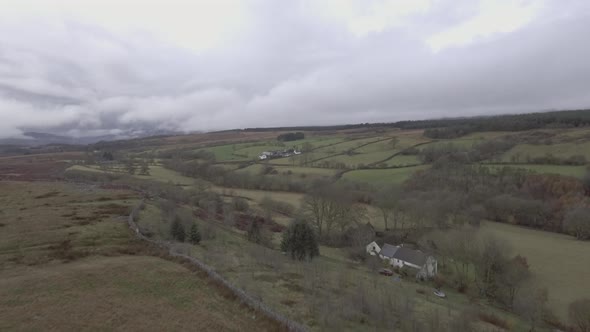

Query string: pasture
342 165 430 185
501 141 590 162
481 221 590 320
481 164 588 178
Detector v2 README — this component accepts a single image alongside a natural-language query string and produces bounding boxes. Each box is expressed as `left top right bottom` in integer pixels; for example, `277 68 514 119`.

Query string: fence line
127 202 307 332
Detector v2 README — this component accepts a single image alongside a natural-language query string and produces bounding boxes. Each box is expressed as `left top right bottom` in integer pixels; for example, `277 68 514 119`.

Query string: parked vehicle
433 289 447 298
379 268 394 276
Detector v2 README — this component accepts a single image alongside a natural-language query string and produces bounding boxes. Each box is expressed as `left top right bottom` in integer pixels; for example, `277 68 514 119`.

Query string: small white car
433 289 446 298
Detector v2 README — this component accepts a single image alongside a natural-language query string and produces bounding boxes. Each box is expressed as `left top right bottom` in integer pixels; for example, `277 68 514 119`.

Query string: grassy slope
481 221 590 320
0 181 278 332
0 256 272 331
67 164 197 185
135 201 533 331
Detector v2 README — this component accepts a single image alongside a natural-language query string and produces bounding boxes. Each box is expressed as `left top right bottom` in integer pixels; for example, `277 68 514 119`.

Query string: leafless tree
514 286 548 331
569 298 590 332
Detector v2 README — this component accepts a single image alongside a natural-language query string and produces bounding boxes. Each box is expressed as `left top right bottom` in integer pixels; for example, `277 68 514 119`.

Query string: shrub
477 312 510 330
433 275 446 290
232 197 250 212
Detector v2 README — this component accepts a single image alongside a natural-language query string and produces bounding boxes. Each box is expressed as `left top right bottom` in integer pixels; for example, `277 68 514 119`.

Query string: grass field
385 154 422 167
342 165 430 185
0 181 280 331
481 221 590 320
320 150 396 168
501 141 590 162
313 136 390 154
67 164 198 185
212 186 304 207
482 164 588 178
0 255 276 331
201 143 252 161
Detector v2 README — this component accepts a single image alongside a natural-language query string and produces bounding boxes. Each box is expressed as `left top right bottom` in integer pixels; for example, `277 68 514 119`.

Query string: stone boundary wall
127 202 308 332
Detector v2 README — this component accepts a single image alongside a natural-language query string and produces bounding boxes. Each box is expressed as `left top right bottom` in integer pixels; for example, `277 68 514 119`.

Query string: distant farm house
367 242 437 279
258 149 301 160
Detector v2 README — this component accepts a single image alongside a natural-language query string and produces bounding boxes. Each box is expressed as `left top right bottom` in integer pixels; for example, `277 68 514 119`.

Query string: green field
501 141 590 162
385 154 421 167
201 143 251 161
481 221 590 320
482 164 588 178
320 150 396 167
342 165 430 185
314 136 390 153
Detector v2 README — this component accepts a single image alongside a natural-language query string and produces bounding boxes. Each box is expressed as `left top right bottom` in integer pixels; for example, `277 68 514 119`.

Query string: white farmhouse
371 242 438 279
366 241 381 256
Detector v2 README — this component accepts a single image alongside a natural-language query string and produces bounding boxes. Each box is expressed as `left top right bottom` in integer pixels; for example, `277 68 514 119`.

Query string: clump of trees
277 132 305 141
300 181 368 245
280 219 319 260
162 158 310 193
421 229 537 311
401 161 590 238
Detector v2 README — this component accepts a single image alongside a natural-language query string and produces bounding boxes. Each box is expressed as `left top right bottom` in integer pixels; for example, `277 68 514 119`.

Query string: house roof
392 247 427 267
379 244 399 258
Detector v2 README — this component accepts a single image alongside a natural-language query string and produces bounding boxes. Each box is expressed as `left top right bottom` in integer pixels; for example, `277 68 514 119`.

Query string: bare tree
473 235 512 298
514 286 548 332
302 187 365 241
564 207 590 240
499 255 531 307
569 298 590 332
374 185 402 230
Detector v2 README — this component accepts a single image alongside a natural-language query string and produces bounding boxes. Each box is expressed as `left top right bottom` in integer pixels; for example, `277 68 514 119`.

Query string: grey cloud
0 1 590 139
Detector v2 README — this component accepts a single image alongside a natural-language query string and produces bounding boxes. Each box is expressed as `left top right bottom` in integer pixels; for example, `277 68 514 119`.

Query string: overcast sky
1 0 589 138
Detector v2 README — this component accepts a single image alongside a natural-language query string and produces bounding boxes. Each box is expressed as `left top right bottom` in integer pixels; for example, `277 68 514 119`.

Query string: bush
260 196 295 216
433 275 446 290
232 197 250 212
477 312 510 330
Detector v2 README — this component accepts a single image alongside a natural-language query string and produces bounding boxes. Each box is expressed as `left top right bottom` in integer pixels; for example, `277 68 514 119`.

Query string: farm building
369 242 437 279
366 241 380 255
258 149 301 160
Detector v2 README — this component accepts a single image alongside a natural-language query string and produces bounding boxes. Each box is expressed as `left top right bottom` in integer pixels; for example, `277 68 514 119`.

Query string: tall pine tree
170 216 185 242
189 223 201 244
281 219 319 261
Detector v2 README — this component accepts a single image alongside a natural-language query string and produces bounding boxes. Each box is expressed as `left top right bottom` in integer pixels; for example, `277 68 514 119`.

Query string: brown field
0 181 282 331
0 152 83 181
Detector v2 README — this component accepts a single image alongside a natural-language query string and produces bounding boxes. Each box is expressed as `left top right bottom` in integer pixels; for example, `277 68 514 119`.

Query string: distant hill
0 130 182 147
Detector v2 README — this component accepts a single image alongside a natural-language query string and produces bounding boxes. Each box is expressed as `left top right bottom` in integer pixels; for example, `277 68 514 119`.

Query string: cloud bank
1 0 589 138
